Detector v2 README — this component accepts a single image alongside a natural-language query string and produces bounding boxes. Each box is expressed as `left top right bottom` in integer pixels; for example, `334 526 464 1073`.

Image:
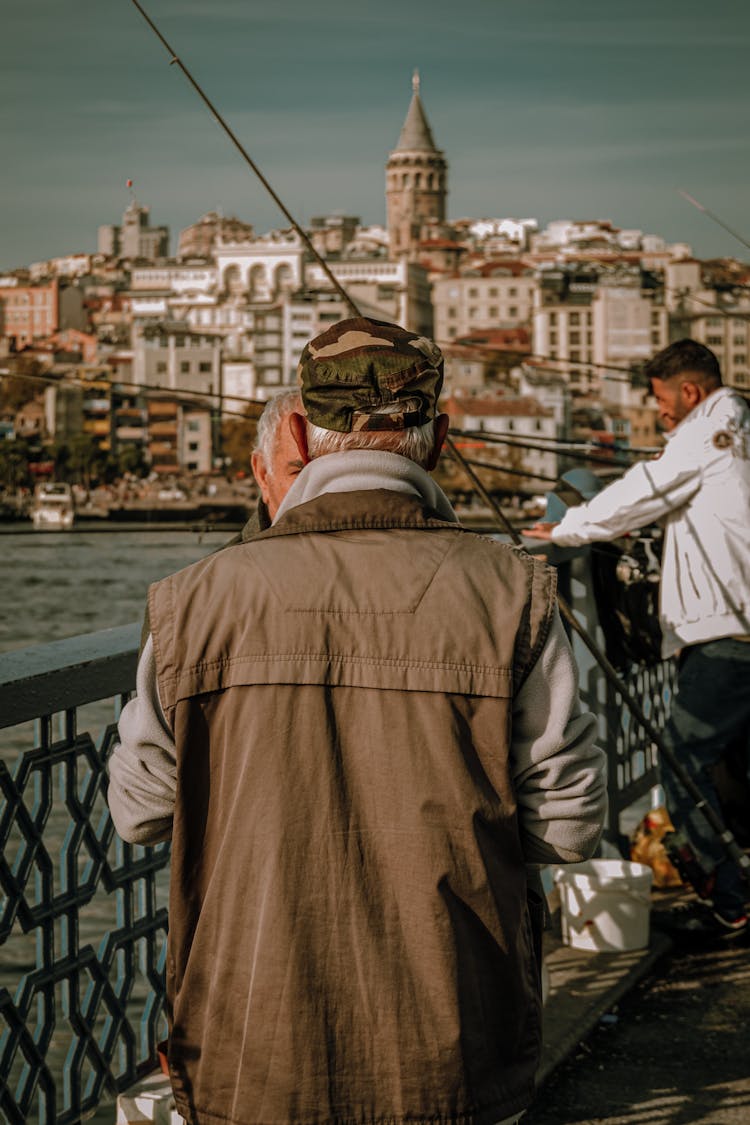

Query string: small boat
31 482 75 530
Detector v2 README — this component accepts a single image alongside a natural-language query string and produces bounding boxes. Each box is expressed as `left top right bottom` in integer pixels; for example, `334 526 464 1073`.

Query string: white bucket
554 860 653 952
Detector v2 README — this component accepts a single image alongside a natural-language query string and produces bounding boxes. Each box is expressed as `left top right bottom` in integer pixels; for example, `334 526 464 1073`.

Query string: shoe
654 900 748 941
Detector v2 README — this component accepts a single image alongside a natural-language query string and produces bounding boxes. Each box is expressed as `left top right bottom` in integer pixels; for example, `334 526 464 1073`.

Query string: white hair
253 389 302 471
306 413 436 468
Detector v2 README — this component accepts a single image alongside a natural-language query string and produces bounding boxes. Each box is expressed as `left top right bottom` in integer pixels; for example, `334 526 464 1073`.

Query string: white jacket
552 387 750 657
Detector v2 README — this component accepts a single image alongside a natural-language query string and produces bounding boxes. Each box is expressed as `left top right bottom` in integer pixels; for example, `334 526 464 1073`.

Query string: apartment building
432 262 537 342
448 394 559 489
0 279 58 348
592 273 668 404
134 323 222 402
664 260 750 389
530 265 666 400
532 268 598 394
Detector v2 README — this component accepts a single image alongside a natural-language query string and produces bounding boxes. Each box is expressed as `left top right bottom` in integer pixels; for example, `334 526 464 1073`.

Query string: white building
450 394 560 488
432 264 537 343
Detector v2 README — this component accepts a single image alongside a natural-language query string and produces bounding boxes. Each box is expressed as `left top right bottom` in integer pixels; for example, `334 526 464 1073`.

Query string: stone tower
386 71 448 259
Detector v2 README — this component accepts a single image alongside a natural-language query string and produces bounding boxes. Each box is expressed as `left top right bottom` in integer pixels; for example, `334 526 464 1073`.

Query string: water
0 524 232 655
1 526 232 1123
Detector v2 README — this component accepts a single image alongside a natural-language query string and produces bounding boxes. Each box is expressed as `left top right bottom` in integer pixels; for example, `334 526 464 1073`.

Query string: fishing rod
680 190 750 256
452 428 640 469
128 0 360 318
126 1 749 879
0 368 260 421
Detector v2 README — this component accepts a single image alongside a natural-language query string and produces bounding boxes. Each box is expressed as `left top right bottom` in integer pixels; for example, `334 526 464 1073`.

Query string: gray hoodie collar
273 450 458 525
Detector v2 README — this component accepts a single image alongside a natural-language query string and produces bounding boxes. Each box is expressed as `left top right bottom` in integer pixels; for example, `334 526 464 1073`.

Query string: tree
221 412 259 476
68 435 107 490
50 441 71 479
0 439 32 489
116 444 147 478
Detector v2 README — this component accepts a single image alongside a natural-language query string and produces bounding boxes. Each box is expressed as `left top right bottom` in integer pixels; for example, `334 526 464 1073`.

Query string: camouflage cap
297 317 444 433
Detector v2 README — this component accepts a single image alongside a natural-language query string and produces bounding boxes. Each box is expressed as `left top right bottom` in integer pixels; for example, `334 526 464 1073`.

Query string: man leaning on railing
528 338 750 939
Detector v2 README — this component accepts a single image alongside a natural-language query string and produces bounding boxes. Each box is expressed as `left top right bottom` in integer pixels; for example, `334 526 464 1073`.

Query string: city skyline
2 0 749 270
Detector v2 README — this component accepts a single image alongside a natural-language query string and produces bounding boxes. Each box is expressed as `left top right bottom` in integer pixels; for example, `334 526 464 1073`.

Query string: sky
2 0 749 270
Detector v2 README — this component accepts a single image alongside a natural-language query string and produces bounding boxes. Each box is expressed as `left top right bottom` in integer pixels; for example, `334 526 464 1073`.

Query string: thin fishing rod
445 433 750 878
0 369 261 421
128 0 362 319
459 455 561 486
452 428 638 469
455 424 655 457
680 190 750 255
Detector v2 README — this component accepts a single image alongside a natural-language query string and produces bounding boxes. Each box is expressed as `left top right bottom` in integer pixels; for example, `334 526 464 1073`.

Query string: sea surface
0 523 231 654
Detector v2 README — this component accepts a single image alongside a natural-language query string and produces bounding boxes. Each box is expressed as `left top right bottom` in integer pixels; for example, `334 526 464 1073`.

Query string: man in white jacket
529 339 750 937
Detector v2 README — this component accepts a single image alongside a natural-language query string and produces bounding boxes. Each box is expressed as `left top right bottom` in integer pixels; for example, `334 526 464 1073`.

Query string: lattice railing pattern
603 657 678 846
0 705 169 1124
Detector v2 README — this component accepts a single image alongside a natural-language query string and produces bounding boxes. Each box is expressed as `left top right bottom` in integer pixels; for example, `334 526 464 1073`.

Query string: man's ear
250 449 270 502
288 412 311 464
681 381 705 410
425 413 450 472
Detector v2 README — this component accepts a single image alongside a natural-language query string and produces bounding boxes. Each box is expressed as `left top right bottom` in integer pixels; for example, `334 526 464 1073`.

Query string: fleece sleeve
107 634 177 845
511 609 607 864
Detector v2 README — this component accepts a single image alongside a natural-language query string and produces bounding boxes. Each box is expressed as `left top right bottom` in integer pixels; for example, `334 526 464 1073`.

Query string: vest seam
159 651 515 686
516 561 558 691
149 575 174 713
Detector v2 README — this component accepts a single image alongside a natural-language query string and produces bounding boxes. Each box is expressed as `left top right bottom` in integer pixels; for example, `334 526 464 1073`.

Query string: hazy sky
2 0 749 269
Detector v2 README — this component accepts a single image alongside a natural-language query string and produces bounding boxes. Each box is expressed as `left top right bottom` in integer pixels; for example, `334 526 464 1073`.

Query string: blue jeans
661 637 750 916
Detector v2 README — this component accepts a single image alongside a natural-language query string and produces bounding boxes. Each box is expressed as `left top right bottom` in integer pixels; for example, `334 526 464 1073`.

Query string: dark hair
644 338 722 389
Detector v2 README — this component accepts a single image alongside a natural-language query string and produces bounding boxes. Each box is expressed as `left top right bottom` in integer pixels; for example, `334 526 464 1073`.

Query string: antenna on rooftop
679 189 750 254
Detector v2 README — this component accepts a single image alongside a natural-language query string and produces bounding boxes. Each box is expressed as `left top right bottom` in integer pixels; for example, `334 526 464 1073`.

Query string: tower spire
394 71 438 152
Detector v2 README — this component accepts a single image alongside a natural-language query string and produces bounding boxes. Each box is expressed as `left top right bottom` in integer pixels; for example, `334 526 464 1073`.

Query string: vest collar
248 488 464 542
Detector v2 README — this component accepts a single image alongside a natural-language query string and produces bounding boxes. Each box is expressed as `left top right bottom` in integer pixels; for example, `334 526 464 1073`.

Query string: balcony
0 546 675 1123
148 421 178 438
146 404 178 421
114 426 147 443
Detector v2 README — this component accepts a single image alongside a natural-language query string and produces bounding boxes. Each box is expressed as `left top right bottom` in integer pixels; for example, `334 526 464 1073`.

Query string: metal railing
0 625 169 1124
549 544 676 849
0 552 676 1123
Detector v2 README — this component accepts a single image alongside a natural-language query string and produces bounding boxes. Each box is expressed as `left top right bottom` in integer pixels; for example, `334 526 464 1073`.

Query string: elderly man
528 338 750 938
109 317 605 1125
248 388 305 526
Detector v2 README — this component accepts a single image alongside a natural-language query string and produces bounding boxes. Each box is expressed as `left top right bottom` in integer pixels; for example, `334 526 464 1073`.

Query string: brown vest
149 490 556 1125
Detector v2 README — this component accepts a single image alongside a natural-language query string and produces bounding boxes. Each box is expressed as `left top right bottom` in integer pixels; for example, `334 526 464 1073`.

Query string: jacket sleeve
511 609 606 864
551 435 702 547
107 634 176 845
